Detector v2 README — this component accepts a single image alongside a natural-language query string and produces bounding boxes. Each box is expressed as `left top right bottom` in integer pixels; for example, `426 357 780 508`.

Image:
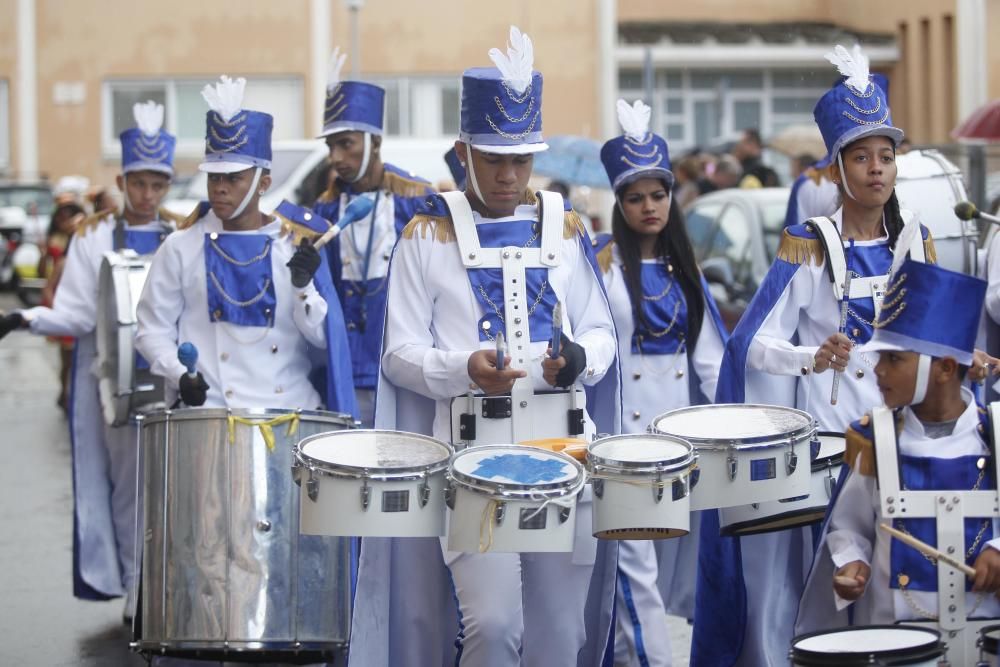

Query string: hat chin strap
464 142 487 207
228 167 262 221
910 353 932 406
837 152 857 201
349 133 372 184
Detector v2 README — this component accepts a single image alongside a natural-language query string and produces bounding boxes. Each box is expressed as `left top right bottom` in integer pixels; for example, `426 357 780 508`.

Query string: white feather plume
327 47 347 92
201 75 246 123
488 25 534 96
132 100 164 137
824 44 870 94
616 99 651 142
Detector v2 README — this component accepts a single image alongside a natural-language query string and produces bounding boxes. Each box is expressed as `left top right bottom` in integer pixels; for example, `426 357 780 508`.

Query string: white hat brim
470 142 549 155
198 161 256 174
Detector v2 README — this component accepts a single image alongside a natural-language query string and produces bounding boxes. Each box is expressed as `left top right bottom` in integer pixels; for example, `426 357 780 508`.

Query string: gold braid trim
563 210 586 240
400 214 456 243
596 240 614 274
383 170 435 198
923 231 937 264
178 204 204 230
157 206 186 227
522 189 538 206
776 228 825 266
75 209 116 237
275 213 326 246
844 421 876 477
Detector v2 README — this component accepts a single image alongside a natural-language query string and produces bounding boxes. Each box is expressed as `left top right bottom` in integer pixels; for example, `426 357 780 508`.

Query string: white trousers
105 421 140 593
614 540 673 667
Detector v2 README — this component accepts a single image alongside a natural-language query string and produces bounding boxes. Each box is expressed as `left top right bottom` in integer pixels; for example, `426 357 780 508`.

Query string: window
367 76 461 138
0 79 9 172
103 77 305 158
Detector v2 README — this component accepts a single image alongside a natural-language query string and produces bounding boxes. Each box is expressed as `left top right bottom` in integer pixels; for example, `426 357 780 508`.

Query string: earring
258 190 265 195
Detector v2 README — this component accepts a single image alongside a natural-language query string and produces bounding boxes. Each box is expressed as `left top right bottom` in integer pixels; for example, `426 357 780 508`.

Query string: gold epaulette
522 189 538 206
400 214 456 243
596 239 614 274
157 207 186 227
75 208 115 237
563 210 586 240
776 228 825 266
316 183 340 204
384 170 434 198
844 415 876 476
805 163 836 186
275 214 326 246
924 230 937 264
178 204 204 230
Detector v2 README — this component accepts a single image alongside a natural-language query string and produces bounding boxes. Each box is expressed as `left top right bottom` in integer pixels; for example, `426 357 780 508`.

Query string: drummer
134 76 356 416
310 48 435 427
691 45 939 666
595 99 727 666
0 102 179 619
349 26 621 666
799 259 1000 627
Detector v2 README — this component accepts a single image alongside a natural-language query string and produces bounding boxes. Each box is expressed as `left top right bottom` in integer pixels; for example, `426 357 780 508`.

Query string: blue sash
203 233 277 327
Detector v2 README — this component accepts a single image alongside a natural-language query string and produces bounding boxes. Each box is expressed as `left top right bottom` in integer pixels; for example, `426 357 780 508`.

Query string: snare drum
295 429 452 538
650 404 816 511
588 434 697 539
96 251 163 426
719 432 845 537
138 408 354 661
789 625 946 666
446 445 585 553
980 624 1000 666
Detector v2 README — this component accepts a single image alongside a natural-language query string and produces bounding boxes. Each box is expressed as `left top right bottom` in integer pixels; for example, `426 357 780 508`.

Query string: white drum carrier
96 250 163 426
789 626 946 666
294 429 453 538
446 445 585 553
587 434 697 539
650 404 816 513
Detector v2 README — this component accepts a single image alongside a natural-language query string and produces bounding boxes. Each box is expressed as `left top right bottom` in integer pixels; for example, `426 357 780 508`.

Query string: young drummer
797 258 1000 628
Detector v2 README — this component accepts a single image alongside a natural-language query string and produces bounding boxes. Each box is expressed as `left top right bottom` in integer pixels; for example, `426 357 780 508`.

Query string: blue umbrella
532 135 609 189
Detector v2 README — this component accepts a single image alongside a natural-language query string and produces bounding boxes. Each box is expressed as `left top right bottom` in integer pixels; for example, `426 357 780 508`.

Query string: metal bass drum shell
138 408 354 662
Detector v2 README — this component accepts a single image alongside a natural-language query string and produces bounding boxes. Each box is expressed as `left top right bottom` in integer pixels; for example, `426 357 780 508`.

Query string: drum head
981 624 1000 654
652 404 813 447
589 435 692 467
791 626 943 665
299 430 451 473
815 432 846 463
453 446 579 487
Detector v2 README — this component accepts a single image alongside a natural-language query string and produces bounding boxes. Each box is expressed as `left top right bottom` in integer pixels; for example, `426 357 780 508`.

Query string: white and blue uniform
597 240 727 666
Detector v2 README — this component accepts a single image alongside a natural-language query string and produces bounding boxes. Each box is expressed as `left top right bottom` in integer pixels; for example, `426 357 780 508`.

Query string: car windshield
0 187 55 216
172 148 315 200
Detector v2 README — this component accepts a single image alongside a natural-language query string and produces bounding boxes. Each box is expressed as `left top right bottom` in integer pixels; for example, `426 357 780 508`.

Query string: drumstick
879 522 977 578
830 239 854 406
833 575 861 587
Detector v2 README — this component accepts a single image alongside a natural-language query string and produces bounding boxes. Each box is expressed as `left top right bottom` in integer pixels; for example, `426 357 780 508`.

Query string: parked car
0 182 54 295
684 187 790 331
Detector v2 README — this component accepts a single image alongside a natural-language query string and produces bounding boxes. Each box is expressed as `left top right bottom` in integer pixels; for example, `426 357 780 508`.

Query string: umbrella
532 135 609 189
952 99 1000 140
768 124 826 160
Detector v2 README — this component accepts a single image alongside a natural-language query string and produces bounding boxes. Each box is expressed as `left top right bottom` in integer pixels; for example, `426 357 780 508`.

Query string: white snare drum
650 404 816 512
96 250 163 426
789 625 945 666
294 429 452 538
446 445 585 553
980 624 1000 666
719 431 845 536
588 434 697 540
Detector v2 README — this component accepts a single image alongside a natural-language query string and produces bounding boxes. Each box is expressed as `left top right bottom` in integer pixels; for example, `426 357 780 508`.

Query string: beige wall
0 0 18 175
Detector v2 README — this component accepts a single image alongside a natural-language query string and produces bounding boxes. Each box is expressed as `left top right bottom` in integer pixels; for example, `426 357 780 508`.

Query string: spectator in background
732 127 780 188
673 155 704 207
698 154 743 194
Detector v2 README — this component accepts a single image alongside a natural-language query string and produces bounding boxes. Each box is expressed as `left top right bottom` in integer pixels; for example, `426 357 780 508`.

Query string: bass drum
137 408 355 663
96 250 163 426
895 149 977 275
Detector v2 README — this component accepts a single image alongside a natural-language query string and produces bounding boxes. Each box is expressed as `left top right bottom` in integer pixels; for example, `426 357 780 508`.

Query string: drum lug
558 505 572 524
727 451 738 481
306 468 319 502
494 500 506 526
360 477 371 511
445 481 456 510
653 471 664 504
690 467 700 490
824 470 836 500
291 463 301 486
785 442 798 476
418 476 430 508
593 478 604 499
671 476 688 502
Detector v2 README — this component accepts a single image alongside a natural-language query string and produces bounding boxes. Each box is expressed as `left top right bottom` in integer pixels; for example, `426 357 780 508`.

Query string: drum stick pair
878 522 978 578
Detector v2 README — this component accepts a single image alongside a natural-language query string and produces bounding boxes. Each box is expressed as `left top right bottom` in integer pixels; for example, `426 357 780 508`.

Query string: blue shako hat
601 99 673 193
444 147 467 190
814 44 903 163
199 76 273 174
319 48 385 137
120 101 175 176
860 258 984 366
459 26 547 154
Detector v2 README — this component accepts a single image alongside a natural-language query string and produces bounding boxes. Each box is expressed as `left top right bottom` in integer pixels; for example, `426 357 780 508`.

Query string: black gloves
179 372 210 407
0 312 25 341
287 239 321 288
554 333 587 388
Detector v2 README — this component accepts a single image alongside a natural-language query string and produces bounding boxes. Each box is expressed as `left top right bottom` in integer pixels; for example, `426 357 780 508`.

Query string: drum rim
789 624 944 662
449 444 584 498
651 403 816 449
980 623 1000 653
587 433 695 475
812 431 846 472
141 407 356 425
295 429 453 479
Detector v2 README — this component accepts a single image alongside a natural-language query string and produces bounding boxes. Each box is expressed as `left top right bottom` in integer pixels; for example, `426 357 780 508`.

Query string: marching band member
349 26 620 666
597 99 727 666
311 48 435 426
692 45 935 666
135 76 355 416
0 101 178 616
798 259 1000 627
